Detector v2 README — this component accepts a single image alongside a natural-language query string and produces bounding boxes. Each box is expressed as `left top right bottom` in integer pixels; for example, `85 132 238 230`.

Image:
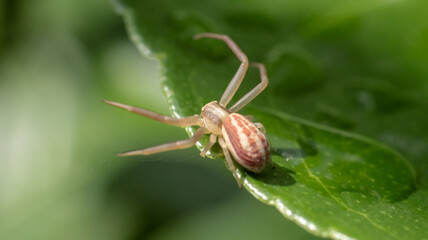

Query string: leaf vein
302 161 398 240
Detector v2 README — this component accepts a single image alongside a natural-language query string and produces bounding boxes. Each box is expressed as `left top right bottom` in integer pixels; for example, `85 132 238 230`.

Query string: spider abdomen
222 113 270 173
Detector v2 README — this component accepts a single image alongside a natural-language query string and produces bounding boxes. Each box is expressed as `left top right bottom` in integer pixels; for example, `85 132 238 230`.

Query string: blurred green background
0 0 321 239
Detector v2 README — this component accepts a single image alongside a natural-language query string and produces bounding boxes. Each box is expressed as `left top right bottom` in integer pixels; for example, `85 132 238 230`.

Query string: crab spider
103 33 272 187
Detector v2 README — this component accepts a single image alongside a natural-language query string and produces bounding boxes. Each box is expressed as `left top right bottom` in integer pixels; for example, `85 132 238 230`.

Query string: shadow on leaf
248 164 296 187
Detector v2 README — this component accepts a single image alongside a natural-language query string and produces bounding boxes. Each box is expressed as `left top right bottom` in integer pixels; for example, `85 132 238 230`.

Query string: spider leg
117 128 206 156
245 115 254 121
103 100 202 127
218 137 242 188
229 63 269 112
194 33 248 107
253 122 266 135
253 122 274 168
200 134 217 157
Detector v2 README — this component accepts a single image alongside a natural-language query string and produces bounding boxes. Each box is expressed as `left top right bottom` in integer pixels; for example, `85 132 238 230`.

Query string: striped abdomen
222 113 270 173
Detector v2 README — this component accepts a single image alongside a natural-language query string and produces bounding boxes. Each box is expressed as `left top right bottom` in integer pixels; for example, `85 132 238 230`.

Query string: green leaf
113 0 428 239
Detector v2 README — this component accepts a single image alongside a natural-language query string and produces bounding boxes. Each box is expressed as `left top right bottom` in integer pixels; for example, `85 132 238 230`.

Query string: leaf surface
114 0 428 239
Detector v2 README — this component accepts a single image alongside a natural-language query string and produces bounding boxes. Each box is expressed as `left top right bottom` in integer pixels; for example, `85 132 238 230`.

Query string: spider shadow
245 148 299 187
246 163 296 186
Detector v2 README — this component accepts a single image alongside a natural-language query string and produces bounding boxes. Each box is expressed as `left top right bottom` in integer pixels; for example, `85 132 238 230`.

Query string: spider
103 33 272 187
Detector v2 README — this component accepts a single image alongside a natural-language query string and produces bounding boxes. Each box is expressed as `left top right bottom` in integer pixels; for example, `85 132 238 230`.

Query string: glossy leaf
113 0 428 239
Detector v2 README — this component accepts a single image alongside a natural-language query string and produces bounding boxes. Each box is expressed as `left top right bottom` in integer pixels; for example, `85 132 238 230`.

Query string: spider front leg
194 33 248 107
118 127 206 156
229 63 269 112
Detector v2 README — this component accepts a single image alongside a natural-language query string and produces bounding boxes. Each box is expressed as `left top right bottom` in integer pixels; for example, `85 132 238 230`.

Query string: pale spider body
104 33 272 187
222 112 270 173
201 101 270 173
